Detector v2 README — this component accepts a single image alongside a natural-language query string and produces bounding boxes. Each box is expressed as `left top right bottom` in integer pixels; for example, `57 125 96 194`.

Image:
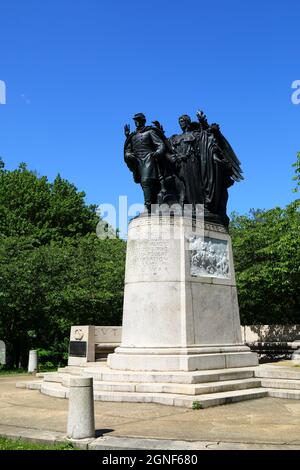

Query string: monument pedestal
20 217 264 408
108 215 258 372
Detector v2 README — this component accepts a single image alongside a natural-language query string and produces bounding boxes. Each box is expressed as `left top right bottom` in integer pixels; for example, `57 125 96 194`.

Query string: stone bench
94 326 122 360
68 325 122 365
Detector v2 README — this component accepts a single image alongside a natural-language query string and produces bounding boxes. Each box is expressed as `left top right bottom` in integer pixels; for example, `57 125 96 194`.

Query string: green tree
230 201 300 325
230 155 300 325
0 235 126 367
0 160 98 242
292 151 300 192
0 161 125 367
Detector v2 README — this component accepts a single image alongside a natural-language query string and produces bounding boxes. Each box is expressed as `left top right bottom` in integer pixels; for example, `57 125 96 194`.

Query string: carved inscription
94 327 122 343
129 239 169 276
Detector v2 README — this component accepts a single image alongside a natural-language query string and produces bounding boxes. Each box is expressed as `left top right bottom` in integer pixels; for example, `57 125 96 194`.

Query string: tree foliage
0 160 98 242
230 154 300 325
292 151 300 193
230 201 300 325
0 160 125 367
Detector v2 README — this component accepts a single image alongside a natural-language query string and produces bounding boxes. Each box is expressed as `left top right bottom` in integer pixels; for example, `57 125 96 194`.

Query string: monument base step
254 365 300 395
16 380 42 390
55 364 258 384
92 388 268 408
16 362 265 408
255 366 300 381
93 378 261 395
18 379 267 408
107 351 258 372
16 362 300 408
260 378 300 390
40 372 261 395
268 389 300 400
57 366 86 375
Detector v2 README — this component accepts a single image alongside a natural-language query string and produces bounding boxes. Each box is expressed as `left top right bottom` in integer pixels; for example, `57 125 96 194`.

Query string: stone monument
108 110 258 372
20 110 265 409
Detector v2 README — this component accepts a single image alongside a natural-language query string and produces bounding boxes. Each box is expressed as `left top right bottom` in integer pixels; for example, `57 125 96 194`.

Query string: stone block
68 325 95 366
224 352 258 368
67 377 95 439
28 350 38 373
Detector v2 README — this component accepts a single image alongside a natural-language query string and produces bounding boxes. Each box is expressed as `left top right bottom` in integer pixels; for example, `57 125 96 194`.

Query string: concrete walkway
1 375 300 450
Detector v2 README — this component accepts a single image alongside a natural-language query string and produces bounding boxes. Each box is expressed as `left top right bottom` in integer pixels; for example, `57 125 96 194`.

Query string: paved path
1 375 300 449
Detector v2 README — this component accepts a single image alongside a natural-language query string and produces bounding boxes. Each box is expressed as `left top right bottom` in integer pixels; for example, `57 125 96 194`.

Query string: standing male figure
124 113 166 212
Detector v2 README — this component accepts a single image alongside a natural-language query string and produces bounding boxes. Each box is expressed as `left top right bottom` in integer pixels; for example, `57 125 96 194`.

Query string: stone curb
0 425 300 450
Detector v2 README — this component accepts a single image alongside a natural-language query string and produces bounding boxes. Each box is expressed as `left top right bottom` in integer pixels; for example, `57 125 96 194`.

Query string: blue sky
0 0 299 229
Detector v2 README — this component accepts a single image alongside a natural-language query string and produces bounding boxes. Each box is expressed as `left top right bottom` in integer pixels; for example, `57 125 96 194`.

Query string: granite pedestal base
108 215 258 372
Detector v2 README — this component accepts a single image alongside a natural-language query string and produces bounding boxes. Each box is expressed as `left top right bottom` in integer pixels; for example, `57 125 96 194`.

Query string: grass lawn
0 367 57 376
0 368 29 376
0 437 77 450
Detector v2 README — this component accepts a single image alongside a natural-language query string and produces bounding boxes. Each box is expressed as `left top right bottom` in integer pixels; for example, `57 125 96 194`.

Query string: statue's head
133 113 146 129
179 114 191 132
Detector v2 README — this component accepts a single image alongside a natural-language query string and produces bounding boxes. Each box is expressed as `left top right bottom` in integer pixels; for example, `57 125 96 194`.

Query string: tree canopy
292 151 300 193
0 160 125 367
230 154 300 325
0 159 98 242
230 200 300 325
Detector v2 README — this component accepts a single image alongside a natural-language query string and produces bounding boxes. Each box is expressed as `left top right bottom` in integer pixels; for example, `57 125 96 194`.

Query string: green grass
192 401 204 410
38 366 58 372
0 368 29 376
0 437 77 450
0 366 57 376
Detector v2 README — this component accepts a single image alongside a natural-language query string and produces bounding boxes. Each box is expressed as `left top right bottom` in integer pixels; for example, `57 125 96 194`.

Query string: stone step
39 380 267 408
261 378 300 390
57 366 85 375
41 382 68 398
43 372 70 383
92 387 267 408
92 378 261 395
107 352 258 372
41 371 260 395
255 367 300 381
16 380 42 390
268 389 300 400
82 366 256 384
35 372 45 378
20 376 260 396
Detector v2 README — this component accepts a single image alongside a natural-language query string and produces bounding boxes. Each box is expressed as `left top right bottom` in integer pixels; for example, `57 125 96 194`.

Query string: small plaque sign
69 341 87 357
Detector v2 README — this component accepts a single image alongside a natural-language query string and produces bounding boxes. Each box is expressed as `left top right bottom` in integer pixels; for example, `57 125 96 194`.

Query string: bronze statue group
124 110 243 227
